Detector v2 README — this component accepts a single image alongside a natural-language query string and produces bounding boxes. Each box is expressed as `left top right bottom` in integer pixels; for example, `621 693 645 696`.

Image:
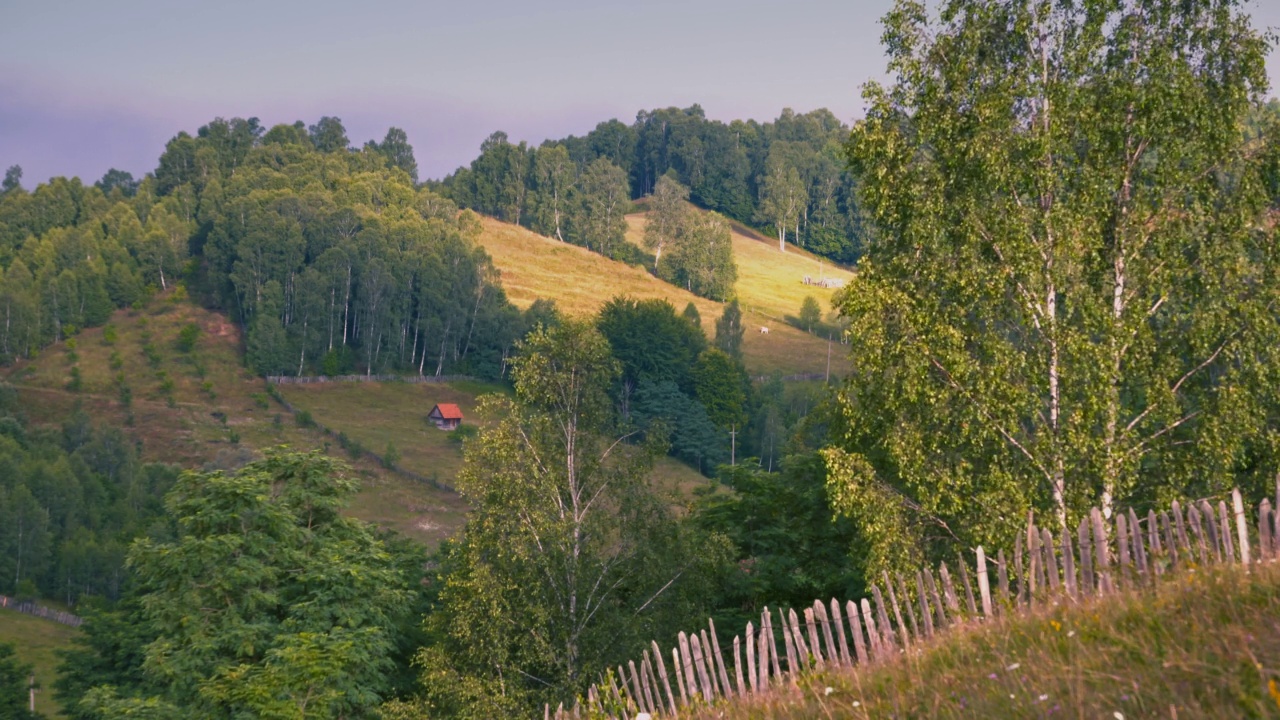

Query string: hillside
2 294 469 547
692 563 1280 719
477 215 851 378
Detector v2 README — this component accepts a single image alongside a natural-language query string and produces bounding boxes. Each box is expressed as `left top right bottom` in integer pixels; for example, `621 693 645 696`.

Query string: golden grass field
0 607 78 717
478 212 854 377
2 296 468 547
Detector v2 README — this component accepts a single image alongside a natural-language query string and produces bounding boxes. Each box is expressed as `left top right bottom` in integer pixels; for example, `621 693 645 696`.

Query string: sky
3 0 1280 187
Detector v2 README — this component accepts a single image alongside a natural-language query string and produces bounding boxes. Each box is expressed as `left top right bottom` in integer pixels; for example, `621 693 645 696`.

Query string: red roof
432 403 464 420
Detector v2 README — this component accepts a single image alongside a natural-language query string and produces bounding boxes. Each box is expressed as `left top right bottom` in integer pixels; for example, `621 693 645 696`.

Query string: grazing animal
759 326 770 334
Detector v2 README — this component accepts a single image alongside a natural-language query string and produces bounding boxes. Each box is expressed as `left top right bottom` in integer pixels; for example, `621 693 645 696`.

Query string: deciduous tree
828 0 1280 574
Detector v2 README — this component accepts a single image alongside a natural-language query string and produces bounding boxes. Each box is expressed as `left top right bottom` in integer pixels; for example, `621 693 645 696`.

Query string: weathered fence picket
574 489 1270 719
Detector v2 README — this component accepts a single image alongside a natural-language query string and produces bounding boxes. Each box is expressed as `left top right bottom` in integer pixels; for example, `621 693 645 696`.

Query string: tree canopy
828 0 1280 575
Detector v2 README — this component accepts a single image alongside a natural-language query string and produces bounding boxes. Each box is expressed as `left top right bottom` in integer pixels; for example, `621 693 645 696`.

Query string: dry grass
2 294 466 547
478 216 848 377
0 608 79 718
692 562 1280 719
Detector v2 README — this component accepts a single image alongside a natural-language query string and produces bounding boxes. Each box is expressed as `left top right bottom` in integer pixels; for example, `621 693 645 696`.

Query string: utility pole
729 425 737 466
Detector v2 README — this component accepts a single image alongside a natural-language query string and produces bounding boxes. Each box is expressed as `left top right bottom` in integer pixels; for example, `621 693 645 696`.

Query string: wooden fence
0 595 83 627
548 486 1271 719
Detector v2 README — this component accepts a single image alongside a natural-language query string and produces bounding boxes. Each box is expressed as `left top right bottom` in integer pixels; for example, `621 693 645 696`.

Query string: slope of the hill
692 563 1280 719
0 608 78 718
2 294 469 547
477 216 849 378
623 211 856 329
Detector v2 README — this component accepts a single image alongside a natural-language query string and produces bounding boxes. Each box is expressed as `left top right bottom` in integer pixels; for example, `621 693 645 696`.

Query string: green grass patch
0 608 79 718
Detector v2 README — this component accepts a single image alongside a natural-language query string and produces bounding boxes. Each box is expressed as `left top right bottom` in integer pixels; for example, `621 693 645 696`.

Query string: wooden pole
860 599 880 661
1233 489 1251 565
803 608 824 668
976 546 993 618
830 598 852 666
815 599 839 662
763 608 782 680
847 600 868 665
652 641 677 714
996 549 1011 611
1061 525 1077 599
1077 517 1093 595
733 635 745 697
1042 528 1060 593
872 585 895 649
709 620 733 698
916 571 934 636
1219 501 1236 563
957 555 978 617
673 647 689 708
896 573 920 639
1092 507 1110 594
883 576 911 645
745 622 758 694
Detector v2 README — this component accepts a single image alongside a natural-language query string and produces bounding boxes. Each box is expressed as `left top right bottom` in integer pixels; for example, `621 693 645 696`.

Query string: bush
109 351 124 370
102 324 118 345
201 380 216 399
295 410 316 429
251 393 271 410
448 423 479 448
66 366 83 392
176 323 200 353
383 441 401 469
142 343 162 368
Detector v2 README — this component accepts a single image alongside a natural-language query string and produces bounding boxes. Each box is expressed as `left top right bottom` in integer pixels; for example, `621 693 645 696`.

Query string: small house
428 403 464 431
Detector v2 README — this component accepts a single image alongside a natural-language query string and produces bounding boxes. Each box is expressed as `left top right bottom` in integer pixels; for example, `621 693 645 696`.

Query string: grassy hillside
0 609 78 718
690 563 1280 719
2 294 468 547
477 215 850 377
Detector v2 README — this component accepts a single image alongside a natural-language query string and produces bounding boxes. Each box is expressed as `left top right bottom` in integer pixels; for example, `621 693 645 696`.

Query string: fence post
847 600 868 665
1233 489 1251 565
976 546 993 618
708 620 732 698
830 598 852 666
650 643 677 716
1061 525 1077 599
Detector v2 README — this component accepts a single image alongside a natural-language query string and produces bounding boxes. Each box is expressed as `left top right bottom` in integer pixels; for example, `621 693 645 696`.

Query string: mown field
2 295 468 547
478 213 853 377
0 608 78 718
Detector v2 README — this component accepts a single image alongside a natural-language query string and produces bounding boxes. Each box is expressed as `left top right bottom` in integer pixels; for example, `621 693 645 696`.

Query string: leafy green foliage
0 643 42 719
597 296 706 392
833 0 1280 572
694 454 864 629
0 398 177 605
412 320 730 715
61 451 416 719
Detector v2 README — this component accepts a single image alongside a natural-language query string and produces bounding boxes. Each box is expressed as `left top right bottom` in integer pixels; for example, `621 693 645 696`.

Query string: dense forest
0 119 542 380
440 106 865 264
0 386 179 605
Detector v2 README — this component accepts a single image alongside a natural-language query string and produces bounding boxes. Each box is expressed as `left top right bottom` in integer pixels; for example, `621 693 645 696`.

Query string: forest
4 0 1280 717
440 105 865 265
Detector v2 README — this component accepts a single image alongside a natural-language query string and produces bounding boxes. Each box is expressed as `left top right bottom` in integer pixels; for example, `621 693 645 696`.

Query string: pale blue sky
2 0 1278 186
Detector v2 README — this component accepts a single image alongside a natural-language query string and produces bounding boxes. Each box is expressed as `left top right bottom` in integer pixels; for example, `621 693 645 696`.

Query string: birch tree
827 0 1280 572
416 320 726 715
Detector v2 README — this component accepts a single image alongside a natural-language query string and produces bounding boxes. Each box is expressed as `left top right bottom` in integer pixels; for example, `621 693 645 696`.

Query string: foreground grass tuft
696 563 1280 719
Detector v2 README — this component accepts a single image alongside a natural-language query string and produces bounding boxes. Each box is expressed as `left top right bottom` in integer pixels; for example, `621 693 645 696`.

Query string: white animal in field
759 326 770 334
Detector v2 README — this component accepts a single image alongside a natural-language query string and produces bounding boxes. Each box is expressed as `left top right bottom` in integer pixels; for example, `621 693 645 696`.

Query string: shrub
102 324 118 345
383 441 401 469
109 351 124 370
295 410 316 429
176 323 200 353
66 366 83 392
